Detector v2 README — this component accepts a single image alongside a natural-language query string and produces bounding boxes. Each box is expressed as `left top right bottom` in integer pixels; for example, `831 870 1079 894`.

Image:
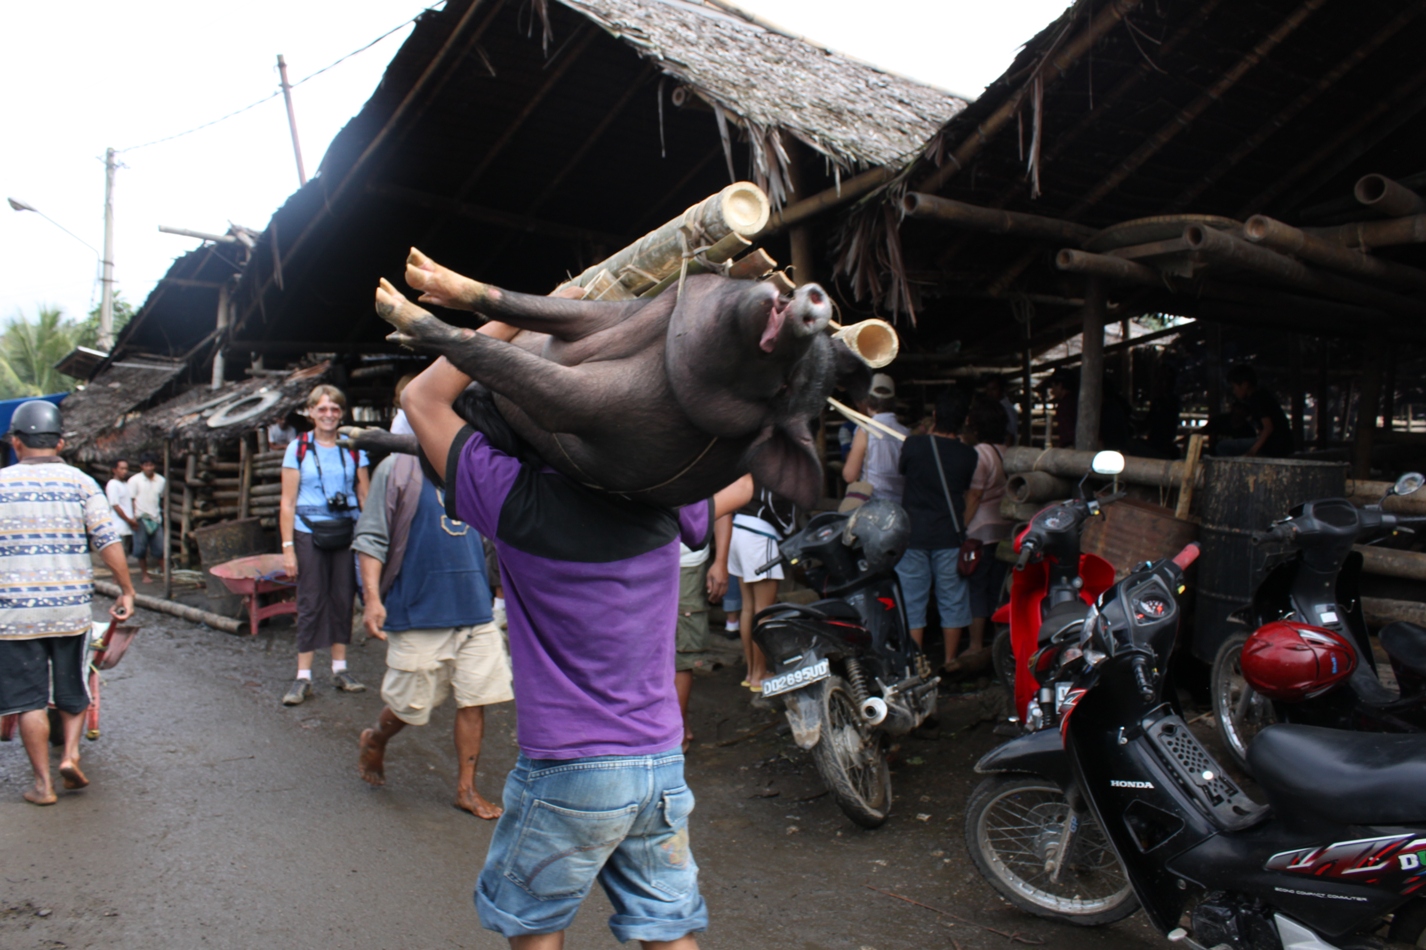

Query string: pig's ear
742 421 822 510
832 338 873 406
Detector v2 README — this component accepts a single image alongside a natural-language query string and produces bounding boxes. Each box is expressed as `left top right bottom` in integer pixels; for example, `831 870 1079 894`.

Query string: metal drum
193 517 268 619
1192 457 1347 662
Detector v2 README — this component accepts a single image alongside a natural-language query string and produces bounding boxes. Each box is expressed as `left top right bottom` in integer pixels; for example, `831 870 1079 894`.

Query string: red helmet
1241 621 1356 701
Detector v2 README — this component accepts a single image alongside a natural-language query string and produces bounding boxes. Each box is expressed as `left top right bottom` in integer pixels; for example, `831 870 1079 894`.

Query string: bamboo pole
1007 471 1073 504
1175 434 1205 520
94 579 243 634
918 0 1144 196
1362 597 1426 628
1002 446 1193 489
1309 213 1426 249
1075 277 1105 451
180 454 196 569
1354 174 1425 217
1243 215 1426 290
238 434 252 520
901 193 1097 245
162 440 173 600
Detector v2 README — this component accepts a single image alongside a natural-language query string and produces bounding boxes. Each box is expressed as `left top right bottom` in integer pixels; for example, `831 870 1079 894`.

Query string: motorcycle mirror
1390 472 1425 499
1091 450 1126 476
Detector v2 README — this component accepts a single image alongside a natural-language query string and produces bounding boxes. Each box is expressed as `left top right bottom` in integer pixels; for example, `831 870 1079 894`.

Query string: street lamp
6 146 118 352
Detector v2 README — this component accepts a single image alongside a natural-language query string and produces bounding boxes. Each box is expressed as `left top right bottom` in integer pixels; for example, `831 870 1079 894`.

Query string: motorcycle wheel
1211 633 1276 774
992 626 1015 699
1390 898 1426 946
965 775 1138 926
810 675 892 829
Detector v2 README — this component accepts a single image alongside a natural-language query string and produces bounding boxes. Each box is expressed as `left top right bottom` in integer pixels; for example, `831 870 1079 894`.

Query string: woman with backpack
279 384 371 706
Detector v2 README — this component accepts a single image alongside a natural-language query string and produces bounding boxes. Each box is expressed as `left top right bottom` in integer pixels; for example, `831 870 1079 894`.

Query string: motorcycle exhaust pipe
861 697 889 726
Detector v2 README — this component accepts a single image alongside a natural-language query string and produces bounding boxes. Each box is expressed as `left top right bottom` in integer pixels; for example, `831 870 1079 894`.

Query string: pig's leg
404 248 641 342
375 280 599 432
338 426 419 456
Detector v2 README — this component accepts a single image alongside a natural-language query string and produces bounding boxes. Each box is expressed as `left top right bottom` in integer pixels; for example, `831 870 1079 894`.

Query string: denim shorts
476 751 707 942
896 547 972 629
131 519 164 560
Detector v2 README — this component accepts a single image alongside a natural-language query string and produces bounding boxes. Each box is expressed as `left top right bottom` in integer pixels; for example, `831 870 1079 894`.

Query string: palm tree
0 306 82 398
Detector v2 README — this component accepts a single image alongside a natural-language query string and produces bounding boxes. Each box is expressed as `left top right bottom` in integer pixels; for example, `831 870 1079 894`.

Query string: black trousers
0 634 89 716
293 532 355 653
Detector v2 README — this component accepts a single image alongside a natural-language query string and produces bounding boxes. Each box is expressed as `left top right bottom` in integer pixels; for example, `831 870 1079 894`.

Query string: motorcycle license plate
762 658 830 697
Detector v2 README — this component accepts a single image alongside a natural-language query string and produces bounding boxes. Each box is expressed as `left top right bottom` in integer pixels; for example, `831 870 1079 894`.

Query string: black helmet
841 498 910 574
10 400 63 441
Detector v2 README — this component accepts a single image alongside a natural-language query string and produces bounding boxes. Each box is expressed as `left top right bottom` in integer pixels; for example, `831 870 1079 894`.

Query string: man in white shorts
352 453 513 818
727 484 798 691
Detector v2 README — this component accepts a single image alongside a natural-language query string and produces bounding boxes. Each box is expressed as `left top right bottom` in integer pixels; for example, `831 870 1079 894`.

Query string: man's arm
358 552 387 641
1247 416 1273 458
843 428 868 483
706 513 732 602
402 357 475 482
98 542 135 620
713 474 755 521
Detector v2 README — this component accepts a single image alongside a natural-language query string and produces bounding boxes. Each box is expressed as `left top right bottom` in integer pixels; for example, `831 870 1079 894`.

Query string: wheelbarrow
209 553 297 637
0 618 139 743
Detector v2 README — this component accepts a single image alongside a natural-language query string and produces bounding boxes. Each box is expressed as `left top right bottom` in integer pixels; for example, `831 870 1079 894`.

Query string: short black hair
15 432 60 449
1226 365 1258 388
112 457 128 469
933 390 969 435
968 396 1008 445
139 451 158 466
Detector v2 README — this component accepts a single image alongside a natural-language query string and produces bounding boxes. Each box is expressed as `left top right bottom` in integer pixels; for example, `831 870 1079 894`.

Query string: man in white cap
842 373 909 503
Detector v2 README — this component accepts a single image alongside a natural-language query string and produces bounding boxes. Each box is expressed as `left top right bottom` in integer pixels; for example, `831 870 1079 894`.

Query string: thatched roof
61 359 187 459
555 0 963 187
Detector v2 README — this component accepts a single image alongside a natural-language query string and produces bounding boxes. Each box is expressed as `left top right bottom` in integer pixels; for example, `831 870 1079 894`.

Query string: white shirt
105 477 134 536
678 540 709 569
390 409 415 436
127 472 166 521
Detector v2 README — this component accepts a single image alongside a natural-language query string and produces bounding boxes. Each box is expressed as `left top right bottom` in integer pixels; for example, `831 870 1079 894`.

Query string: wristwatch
282 541 294 548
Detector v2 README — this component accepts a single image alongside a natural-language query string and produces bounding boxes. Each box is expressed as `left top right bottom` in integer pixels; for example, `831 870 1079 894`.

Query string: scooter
970 546 1426 949
1211 471 1426 771
751 499 936 829
991 451 1125 728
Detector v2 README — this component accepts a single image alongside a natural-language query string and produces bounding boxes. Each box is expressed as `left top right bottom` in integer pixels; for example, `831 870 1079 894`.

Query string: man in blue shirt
352 452 513 818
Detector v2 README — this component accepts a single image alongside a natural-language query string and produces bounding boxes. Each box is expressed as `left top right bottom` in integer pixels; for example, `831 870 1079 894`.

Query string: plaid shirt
0 457 121 640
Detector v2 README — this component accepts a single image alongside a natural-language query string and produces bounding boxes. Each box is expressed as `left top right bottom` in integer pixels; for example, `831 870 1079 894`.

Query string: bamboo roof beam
1243 214 1426 291
901 193 1097 244
1240 62 1426 217
1308 214 1426 249
916 0 1143 197
1354 174 1426 217
1164 0 1426 213
1181 224 1426 316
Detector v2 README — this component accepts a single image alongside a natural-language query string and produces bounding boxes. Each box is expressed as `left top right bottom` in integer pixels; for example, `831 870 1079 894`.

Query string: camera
326 491 351 512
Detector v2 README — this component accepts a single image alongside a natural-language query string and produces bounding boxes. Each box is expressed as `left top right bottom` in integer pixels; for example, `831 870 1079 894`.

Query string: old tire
810 675 892 829
1211 633 1276 774
965 775 1138 926
1390 899 1426 946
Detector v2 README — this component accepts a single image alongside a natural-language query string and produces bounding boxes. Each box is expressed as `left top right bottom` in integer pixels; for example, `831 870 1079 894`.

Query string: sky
0 0 1071 332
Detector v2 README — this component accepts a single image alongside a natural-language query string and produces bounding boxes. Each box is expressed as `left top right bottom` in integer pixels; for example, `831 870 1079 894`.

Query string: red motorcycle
991 452 1123 729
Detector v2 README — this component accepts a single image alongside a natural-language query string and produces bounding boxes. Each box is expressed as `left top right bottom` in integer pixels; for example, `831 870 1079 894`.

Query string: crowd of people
0 354 1303 947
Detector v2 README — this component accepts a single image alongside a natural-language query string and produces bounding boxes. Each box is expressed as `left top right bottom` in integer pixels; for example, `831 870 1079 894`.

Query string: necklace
434 489 469 536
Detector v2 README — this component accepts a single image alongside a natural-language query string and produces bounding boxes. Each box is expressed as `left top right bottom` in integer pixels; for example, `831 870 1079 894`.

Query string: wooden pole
238 434 253 520
94 580 243 634
1075 277 1105 451
1291 335 1306 446
1354 337 1384 478
180 454 196 569
1243 214 1426 290
1119 318 1132 403
901 193 1098 244
783 134 816 288
1020 337 1033 448
162 440 173 600
1384 347 1398 433
1175 434 1206 520
276 54 307 187
1316 342 1330 447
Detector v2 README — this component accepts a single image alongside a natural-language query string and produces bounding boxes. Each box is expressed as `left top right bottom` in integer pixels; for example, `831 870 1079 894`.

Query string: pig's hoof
339 426 419 455
375 278 452 343
406 247 483 311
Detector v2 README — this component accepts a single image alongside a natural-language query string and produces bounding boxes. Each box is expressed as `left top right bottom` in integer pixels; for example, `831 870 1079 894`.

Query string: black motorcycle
970 547 1426 948
752 499 936 829
1212 471 1426 771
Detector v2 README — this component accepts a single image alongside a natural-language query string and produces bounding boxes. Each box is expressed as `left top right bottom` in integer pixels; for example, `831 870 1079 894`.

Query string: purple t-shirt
449 428 713 759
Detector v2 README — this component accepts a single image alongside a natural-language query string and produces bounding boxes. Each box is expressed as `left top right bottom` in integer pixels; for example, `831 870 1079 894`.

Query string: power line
120 8 436 153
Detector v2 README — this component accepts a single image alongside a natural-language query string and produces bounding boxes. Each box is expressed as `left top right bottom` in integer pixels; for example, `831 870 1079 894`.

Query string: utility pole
277 55 307 186
99 147 117 352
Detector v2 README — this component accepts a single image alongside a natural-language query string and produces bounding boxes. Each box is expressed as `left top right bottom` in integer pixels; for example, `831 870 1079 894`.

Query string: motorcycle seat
805 599 863 623
1247 723 1426 825
1039 599 1089 643
1380 621 1426 678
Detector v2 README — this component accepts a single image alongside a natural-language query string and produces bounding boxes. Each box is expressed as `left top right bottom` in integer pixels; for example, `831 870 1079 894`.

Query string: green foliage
0 305 84 398
80 295 135 350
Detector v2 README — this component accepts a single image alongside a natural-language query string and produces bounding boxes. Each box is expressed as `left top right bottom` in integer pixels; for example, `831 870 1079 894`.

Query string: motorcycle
1211 471 1426 772
970 542 1426 949
751 499 936 829
991 451 1124 728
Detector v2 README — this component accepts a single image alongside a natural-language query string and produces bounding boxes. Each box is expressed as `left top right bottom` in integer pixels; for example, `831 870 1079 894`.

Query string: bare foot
140 575 154 585
357 729 385 787
59 760 88 790
24 783 57 806
454 787 502 820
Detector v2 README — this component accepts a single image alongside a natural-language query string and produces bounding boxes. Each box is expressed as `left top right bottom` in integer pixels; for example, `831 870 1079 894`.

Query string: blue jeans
896 547 972 629
476 752 707 942
131 519 164 561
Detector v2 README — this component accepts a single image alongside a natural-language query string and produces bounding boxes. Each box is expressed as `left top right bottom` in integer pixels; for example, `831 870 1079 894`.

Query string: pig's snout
790 284 832 338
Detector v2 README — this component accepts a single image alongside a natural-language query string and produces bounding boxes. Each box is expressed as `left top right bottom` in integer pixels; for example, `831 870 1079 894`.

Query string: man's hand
282 547 298 579
706 560 728 603
97 540 136 620
363 597 388 641
110 593 134 621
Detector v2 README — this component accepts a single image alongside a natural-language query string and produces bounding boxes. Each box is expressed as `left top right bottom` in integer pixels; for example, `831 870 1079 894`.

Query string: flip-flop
740 679 751 688
748 683 763 693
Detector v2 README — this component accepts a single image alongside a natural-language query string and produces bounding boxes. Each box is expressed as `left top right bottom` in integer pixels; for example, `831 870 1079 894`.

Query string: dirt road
1 602 1162 949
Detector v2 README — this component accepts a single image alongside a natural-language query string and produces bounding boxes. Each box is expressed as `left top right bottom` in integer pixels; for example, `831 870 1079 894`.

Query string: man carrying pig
402 355 752 949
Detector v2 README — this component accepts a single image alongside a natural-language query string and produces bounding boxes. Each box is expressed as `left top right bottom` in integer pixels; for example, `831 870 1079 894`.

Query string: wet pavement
1 600 1164 950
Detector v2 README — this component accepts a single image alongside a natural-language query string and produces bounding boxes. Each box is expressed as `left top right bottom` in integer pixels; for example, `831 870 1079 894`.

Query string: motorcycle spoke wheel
811 677 891 829
965 776 1137 925
1211 633 1275 774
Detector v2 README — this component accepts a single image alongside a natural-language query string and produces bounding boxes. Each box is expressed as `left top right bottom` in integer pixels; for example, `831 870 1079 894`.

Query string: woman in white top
963 396 1012 659
843 375 909 502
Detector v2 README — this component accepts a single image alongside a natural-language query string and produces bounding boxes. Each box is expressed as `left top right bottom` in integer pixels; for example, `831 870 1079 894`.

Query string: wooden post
179 454 196 568
1020 340 1034 447
162 439 173 600
1354 337 1384 478
1291 335 1306 446
1383 347 1398 432
238 434 253 519
1176 433 1206 520
1316 341 1331 447
1206 323 1224 420
1075 277 1105 451
783 134 815 288
1119 317 1133 403
257 425 270 454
